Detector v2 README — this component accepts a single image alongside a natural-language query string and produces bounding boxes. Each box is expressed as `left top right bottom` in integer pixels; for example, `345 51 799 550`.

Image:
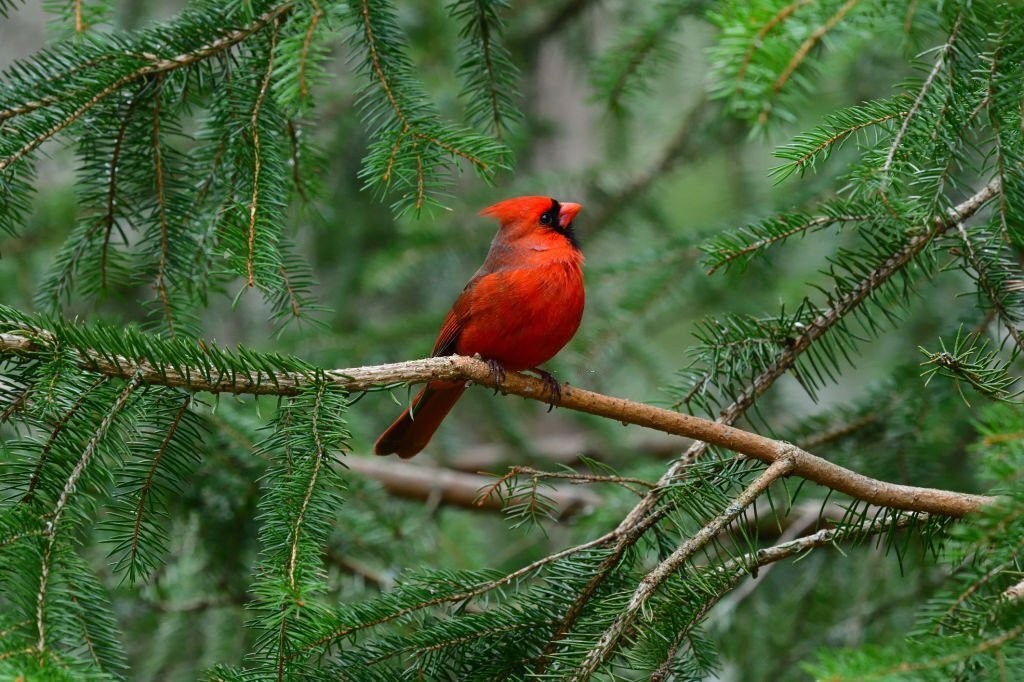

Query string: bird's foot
529 367 562 411
486 358 507 394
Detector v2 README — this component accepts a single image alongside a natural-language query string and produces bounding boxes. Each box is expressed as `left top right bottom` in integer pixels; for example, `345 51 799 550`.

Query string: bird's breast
455 260 584 370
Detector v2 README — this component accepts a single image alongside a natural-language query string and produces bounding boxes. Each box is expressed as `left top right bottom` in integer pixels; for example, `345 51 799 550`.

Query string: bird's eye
539 211 555 226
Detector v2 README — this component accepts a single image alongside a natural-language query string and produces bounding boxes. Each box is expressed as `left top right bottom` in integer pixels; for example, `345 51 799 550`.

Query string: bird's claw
486 358 507 394
530 367 562 411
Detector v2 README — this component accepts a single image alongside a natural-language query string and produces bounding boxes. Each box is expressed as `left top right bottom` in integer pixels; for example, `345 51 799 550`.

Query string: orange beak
559 202 582 229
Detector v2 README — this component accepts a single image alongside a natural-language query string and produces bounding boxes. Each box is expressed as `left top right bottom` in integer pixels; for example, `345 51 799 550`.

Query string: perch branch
0 334 993 518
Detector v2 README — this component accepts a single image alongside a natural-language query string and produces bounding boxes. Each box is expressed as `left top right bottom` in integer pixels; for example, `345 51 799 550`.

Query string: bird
374 195 585 458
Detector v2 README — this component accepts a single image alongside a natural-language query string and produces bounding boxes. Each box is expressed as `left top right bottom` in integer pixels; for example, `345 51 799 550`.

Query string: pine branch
839 624 1024 680
0 330 994 517
346 457 601 516
771 98 910 180
244 19 281 290
734 0 813 84
346 0 509 212
35 374 141 655
0 3 294 174
450 0 520 136
150 78 174 334
100 87 144 290
703 210 876 275
22 376 109 502
710 0 872 125
571 458 796 679
762 0 861 125
881 11 964 183
534 175 1002 668
591 0 699 109
297 0 324 100
650 510 926 679
298 532 619 655
955 221 1024 352
121 394 192 582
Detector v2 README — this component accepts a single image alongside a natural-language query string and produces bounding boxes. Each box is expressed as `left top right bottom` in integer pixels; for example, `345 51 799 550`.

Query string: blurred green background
0 2 979 679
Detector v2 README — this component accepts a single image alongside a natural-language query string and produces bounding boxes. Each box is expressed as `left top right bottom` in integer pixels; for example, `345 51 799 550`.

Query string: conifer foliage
1 0 1023 680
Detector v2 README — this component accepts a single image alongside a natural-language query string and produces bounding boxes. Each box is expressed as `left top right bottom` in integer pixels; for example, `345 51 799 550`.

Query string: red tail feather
374 381 466 458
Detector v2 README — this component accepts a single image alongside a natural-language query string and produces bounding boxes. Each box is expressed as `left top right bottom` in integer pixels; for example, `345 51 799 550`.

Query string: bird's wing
432 307 463 357
430 271 491 357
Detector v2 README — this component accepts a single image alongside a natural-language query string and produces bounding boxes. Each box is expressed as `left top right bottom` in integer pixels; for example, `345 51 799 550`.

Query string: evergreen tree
0 0 1022 679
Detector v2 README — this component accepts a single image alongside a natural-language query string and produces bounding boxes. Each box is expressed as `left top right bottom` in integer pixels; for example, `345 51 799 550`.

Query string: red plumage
374 196 585 458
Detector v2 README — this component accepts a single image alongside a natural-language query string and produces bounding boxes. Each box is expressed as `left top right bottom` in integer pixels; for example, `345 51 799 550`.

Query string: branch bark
345 456 600 517
0 333 993 518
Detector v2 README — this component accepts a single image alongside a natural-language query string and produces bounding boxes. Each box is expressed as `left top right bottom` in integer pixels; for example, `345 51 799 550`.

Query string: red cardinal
374 196 585 458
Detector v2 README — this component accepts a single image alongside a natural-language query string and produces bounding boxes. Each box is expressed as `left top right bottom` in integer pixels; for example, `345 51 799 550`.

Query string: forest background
0 0 1022 680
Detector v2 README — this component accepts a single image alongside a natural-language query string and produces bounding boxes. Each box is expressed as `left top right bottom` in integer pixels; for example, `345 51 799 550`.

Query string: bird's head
480 195 583 249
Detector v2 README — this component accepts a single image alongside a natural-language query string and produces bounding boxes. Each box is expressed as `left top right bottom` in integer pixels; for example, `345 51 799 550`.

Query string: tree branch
345 456 601 516
881 10 963 181
533 174 1002 670
0 334 993 518
0 3 293 174
571 457 797 679
955 220 1024 352
650 509 926 680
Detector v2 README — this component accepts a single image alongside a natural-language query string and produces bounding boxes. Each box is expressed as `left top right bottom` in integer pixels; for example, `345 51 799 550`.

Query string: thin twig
476 466 656 503
881 11 964 181
101 88 145 288
472 0 504 135
297 0 323 98
570 457 796 679
736 0 814 83
771 0 860 96
288 383 326 590
247 17 280 288
151 76 175 335
73 0 85 33
35 375 141 654
347 456 600 515
956 221 1024 352
128 395 191 574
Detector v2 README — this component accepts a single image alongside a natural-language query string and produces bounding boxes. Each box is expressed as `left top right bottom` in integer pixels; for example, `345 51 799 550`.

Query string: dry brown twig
345 457 601 516
476 465 656 503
